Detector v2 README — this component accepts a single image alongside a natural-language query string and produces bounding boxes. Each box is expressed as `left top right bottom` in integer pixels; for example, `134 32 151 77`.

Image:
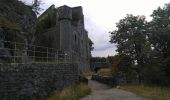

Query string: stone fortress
0 4 93 98
36 5 93 72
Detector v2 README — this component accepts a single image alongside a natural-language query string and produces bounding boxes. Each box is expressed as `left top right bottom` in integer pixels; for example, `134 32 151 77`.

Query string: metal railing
0 40 72 64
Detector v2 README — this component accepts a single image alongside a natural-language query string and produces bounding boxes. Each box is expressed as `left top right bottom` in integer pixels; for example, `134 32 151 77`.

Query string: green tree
149 3 170 57
110 14 149 83
147 3 170 85
110 3 170 85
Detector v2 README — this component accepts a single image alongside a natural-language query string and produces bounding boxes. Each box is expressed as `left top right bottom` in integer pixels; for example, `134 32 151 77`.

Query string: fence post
33 45 35 62
56 51 58 63
70 51 72 63
54 52 56 63
64 51 67 64
55 50 57 63
14 42 16 64
47 47 48 63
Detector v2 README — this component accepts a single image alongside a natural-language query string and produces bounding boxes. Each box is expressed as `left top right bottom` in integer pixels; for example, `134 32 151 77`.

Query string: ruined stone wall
0 63 78 100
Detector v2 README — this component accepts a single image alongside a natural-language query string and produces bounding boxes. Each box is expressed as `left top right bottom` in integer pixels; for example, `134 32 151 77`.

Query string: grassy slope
47 83 91 100
121 85 170 100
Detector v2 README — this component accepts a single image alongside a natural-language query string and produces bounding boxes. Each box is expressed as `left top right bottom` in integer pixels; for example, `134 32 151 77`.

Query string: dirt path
81 80 146 100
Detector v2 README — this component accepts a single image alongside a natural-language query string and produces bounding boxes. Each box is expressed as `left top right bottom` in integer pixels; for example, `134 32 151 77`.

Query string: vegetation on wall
0 0 37 63
36 9 56 34
34 8 57 47
0 16 21 31
0 0 35 31
0 0 33 15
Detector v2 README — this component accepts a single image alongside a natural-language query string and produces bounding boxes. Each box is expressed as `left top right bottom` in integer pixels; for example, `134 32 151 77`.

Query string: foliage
89 38 94 51
0 0 33 15
0 0 36 31
121 85 170 100
0 16 21 31
146 3 170 85
107 55 138 80
108 55 120 76
110 3 170 85
0 0 18 3
34 8 56 47
110 14 149 83
31 0 43 15
37 11 56 31
47 83 91 100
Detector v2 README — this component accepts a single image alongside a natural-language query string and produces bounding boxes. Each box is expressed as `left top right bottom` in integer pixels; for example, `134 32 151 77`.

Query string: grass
120 85 170 100
97 68 112 76
47 83 91 100
0 16 21 31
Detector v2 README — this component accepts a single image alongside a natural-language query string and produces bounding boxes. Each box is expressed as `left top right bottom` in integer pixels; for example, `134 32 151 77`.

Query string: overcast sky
23 0 170 57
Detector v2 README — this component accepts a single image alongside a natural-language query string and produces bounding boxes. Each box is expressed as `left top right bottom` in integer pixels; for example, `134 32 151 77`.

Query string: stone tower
57 6 72 52
37 5 92 72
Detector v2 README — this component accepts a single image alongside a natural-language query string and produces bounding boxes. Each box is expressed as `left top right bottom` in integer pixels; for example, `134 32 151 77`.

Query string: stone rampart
0 63 78 100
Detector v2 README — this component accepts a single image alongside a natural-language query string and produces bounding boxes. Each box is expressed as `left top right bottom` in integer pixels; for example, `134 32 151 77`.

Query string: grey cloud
85 17 116 56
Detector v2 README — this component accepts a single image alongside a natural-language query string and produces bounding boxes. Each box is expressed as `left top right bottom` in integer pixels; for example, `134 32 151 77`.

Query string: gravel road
80 80 146 100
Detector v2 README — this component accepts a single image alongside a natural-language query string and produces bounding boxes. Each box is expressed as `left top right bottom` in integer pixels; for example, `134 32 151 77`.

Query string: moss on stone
36 9 57 33
0 16 21 31
0 0 33 15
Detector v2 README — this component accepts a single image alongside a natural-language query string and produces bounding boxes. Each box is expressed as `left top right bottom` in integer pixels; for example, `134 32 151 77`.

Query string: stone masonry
37 5 92 73
0 63 79 100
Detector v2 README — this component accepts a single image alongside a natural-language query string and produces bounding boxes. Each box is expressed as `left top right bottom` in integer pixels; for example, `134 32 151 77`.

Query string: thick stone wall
0 63 78 100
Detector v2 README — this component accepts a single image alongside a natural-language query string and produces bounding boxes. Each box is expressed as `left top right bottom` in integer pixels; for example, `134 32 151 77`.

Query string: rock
0 0 37 63
0 27 11 63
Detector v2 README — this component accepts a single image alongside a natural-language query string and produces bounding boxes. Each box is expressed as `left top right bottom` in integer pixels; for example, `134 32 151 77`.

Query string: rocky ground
81 80 146 100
